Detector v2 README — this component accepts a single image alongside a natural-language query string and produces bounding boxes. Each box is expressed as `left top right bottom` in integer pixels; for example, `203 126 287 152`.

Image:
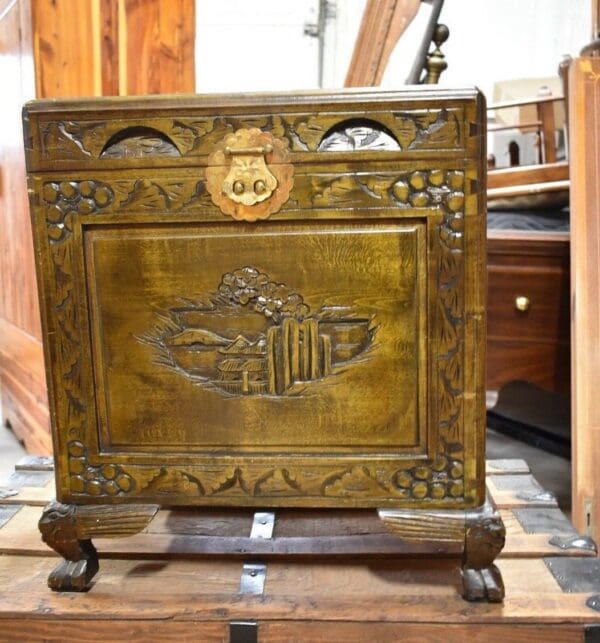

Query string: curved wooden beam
345 0 420 87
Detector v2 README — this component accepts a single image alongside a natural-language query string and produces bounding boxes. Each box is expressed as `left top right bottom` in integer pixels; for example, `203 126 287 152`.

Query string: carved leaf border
37 108 465 161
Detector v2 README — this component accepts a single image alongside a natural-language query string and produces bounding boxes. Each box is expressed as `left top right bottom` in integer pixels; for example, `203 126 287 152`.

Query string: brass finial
424 24 449 84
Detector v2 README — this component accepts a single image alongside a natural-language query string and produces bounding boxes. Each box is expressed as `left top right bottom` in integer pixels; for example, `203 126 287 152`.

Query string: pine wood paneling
569 57 600 539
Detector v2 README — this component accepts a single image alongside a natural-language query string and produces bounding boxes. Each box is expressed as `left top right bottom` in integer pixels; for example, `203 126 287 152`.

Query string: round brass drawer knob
515 295 531 312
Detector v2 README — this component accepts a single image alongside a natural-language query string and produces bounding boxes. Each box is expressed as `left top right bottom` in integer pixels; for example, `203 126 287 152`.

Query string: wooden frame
569 56 600 540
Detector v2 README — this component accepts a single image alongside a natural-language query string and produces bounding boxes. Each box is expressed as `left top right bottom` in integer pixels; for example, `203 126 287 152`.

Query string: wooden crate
0 458 599 642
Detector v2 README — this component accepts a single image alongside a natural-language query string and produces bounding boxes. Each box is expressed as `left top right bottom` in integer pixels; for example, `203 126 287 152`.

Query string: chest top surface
24 87 487 510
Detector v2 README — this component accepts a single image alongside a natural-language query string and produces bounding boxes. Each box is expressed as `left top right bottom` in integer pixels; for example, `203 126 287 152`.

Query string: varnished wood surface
486 232 570 393
569 57 600 540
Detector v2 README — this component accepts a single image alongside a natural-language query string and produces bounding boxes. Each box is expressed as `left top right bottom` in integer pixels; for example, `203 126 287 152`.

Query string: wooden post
569 56 600 539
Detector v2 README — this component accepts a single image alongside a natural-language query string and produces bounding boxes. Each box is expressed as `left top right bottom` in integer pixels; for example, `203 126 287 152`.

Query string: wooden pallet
0 458 599 642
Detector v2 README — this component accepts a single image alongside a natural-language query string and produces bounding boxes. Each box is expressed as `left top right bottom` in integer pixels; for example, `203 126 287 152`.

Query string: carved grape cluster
392 169 464 211
43 180 114 242
392 455 464 500
67 441 134 497
217 266 310 322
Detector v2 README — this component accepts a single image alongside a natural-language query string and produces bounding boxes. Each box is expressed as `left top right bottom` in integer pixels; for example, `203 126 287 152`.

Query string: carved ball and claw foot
39 501 159 592
379 496 506 603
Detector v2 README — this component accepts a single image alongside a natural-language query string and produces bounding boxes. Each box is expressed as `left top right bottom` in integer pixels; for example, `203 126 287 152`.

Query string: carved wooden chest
24 88 504 600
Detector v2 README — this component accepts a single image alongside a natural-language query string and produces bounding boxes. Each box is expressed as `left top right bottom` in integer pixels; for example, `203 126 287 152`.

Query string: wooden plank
259 623 585 642
1 504 591 560
487 161 569 190
0 483 54 506
15 455 53 471
489 95 563 110
538 99 557 163
486 475 558 509
0 505 22 529
569 56 600 540
100 0 119 95
0 370 51 455
0 621 227 642
31 0 100 97
499 509 595 558
0 555 598 624
486 459 530 475
345 0 420 87
487 179 569 200
121 0 195 95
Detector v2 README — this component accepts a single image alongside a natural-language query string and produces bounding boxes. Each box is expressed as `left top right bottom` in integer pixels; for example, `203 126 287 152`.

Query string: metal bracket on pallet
549 534 598 553
238 511 275 596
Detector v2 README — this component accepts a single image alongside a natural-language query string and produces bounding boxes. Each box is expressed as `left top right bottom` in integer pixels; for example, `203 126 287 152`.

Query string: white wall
195 0 320 93
382 0 592 98
195 0 593 100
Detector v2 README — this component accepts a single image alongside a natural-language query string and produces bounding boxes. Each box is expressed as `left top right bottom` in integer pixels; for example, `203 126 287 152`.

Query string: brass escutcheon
206 128 294 222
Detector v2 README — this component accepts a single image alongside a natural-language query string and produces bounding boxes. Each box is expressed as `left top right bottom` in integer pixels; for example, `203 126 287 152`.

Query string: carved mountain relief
141 266 377 397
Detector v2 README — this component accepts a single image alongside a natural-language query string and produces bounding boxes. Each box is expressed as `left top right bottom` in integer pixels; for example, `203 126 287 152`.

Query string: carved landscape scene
141 266 377 397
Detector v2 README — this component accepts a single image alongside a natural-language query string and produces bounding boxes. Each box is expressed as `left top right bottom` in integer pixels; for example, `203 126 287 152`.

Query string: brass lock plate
206 128 294 222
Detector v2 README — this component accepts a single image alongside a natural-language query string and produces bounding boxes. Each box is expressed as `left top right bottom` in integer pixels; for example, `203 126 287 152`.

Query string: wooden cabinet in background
486 230 570 394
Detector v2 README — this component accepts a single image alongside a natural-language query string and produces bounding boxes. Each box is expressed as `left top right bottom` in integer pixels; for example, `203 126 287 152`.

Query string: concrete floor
0 420 27 485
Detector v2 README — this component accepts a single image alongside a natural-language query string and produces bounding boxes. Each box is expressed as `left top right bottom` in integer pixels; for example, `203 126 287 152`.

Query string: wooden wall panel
1 0 195 454
0 0 51 453
569 57 600 539
31 0 101 98
121 0 195 95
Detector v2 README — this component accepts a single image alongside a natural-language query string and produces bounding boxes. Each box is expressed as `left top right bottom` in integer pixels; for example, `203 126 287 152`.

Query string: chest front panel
25 89 486 509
